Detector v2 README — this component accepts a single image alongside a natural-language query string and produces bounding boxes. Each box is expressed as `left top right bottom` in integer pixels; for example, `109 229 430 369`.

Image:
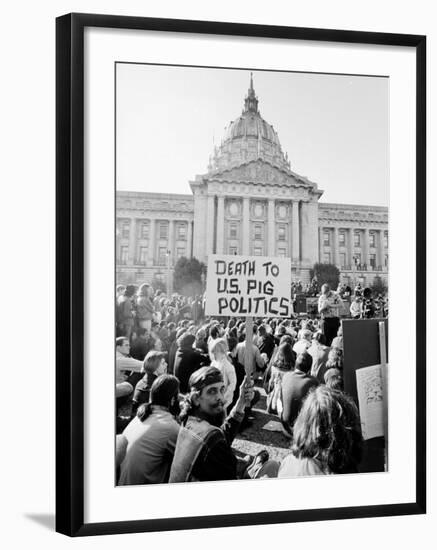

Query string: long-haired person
278 385 363 477
118 375 181 485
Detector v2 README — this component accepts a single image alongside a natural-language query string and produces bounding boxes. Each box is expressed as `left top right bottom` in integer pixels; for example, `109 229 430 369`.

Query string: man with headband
169 366 254 482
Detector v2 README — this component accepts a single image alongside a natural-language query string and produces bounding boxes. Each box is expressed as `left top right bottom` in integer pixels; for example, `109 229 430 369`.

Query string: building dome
208 73 291 173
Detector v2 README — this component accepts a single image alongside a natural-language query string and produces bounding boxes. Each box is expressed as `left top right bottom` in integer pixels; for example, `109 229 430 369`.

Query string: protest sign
205 254 292 318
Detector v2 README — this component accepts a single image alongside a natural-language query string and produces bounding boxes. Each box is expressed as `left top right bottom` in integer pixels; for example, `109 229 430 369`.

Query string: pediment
208 160 309 187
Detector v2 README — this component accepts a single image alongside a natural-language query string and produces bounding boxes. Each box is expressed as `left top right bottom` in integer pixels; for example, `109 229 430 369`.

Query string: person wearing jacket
169 366 253 483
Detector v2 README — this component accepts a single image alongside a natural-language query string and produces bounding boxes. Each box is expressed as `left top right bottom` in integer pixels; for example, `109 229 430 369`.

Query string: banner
205 254 292 317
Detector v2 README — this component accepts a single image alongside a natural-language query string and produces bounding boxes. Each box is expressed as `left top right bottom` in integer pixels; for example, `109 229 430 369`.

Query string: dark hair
178 333 196 350
136 374 180 422
295 351 313 374
313 331 327 346
210 325 220 339
142 350 166 374
363 287 372 298
227 335 238 353
292 386 363 474
116 336 128 347
124 285 136 297
279 334 293 346
273 343 295 371
136 327 147 338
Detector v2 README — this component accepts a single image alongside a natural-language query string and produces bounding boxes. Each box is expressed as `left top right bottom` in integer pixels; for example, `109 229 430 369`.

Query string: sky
116 63 389 207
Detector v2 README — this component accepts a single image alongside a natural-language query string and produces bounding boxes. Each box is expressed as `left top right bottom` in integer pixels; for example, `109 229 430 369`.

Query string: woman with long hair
278 385 363 476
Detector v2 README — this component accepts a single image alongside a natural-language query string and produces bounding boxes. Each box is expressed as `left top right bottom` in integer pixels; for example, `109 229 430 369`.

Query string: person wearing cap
318 283 341 346
169 366 254 482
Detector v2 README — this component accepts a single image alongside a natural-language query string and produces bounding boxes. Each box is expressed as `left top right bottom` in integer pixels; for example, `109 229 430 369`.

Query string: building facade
116 75 388 292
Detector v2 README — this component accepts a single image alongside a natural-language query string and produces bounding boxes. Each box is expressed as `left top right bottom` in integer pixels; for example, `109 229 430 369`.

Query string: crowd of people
114 280 386 486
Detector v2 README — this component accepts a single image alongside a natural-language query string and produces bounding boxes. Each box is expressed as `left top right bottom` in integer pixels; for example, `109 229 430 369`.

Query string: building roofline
116 190 193 200
319 202 388 211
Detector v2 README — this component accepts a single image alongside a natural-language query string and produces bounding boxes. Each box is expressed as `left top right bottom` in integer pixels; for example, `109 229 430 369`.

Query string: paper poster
356 364 386 440
205 254 292 317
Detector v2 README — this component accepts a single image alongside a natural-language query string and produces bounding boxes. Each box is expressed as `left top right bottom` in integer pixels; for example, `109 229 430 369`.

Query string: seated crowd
115 284 363 486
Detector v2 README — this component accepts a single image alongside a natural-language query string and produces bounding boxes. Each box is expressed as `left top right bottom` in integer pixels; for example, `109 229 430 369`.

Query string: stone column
347 228 353 268
318 226 323 262
168 220 175 266
292 200 300 262
193 189 208 262
148 218 156 264
242 197 250 254
305 200 319 266
187 220 193 258
206 194 216 257
268 199 275 256
128 218 137 265
216 196 225 254
363 228 370 268
332 226 339 266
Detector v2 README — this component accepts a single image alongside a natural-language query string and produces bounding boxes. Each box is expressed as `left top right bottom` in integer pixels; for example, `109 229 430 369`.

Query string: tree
151 275 167 294
371 275 388 296
310 263 340 290
173 256 206 297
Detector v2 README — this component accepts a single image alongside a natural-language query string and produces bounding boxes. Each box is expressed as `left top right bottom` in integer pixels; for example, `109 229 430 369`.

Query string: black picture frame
56 12 426 537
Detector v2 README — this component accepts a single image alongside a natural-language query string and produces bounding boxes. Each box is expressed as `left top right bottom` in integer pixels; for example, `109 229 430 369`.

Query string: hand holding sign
234 375 255 414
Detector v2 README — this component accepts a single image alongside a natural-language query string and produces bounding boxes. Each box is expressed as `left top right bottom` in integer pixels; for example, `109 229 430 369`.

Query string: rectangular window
140 222 149 240
278 247 287 258
254 224 262 240
176 247 185 259
120 246 128 265
229 224 238 239
354 253 362 266
138 247 148 265
158 247 167 266
369 253 376 268
385 254 388 267
159 222 168 240
229 246 238 255
323 231 330 245
369 233 376 247
178 224 187 240
122 222 130 239
278 226 286 241
384 233 388 248
339 232 345 245
323 252 331 264
354 232 361 246
340 252 346 268
254 247 262 256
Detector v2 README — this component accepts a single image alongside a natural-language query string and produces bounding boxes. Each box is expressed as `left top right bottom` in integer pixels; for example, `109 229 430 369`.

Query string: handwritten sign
205 254 292 317
356 364 385 440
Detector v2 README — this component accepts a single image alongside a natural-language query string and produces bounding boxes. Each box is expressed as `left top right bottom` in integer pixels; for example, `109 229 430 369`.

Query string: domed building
116 74 388 291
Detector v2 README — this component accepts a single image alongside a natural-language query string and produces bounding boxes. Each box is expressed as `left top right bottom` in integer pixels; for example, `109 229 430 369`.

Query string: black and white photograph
114 64 390 486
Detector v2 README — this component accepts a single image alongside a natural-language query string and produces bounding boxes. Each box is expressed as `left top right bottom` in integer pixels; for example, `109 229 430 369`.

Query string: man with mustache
169 366 253 482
